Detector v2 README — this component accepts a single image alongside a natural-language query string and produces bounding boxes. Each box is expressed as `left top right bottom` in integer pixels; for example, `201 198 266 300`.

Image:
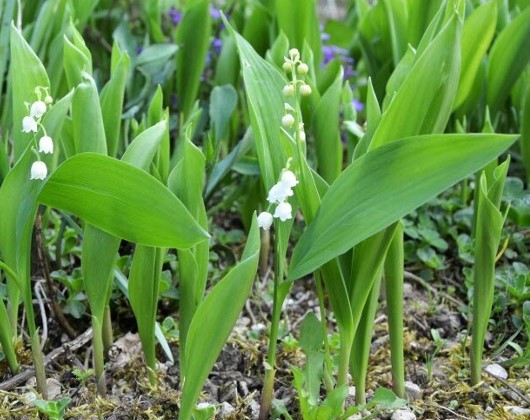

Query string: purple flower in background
136 45 144 54
353 98 364 112
212 38 222 55
210 6 221 20
168 7 182 26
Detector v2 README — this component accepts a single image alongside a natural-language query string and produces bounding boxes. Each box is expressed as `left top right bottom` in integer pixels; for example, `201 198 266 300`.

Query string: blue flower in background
168 8 182 26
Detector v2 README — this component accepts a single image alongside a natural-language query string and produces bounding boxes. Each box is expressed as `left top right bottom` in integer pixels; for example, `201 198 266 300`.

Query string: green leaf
454 0 497 110
175 0 211 119
487 6 530 112
71 74 107 155
128 245 164 380
313 67 343 183
121 121 167 171
275 0 322 66
100 42 130 157
179 216 260 420
288 133 517 280
370 14 461 150
226 20 294 189
63 22 92 89
471 159 509 384
10 23 50 160
209 84 238 143
382 0 408 66
38 153 209 249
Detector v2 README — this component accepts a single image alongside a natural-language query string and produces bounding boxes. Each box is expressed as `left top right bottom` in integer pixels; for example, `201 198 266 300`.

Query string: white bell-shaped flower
267 182 293 204
30 101 47 119
30 161 47 180
22 116 38 133
282 114 295 128
280 170 298 188
38 136 54 154
257 212 274 230
273 202 292 221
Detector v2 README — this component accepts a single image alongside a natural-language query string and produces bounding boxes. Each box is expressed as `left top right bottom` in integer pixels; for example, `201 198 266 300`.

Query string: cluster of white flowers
257 169 299 230
281 48 311 142
22 87 54 180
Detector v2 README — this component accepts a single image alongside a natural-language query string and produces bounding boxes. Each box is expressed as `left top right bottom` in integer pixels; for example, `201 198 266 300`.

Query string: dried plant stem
35 213 77 339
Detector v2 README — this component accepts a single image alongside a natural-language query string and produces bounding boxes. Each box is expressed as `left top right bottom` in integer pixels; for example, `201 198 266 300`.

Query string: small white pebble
485 363 508 380
504 406 530 416
391 409 416 420
404 381 422 401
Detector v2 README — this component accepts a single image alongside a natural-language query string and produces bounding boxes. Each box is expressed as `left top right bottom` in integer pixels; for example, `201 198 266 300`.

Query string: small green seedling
32 397 71 420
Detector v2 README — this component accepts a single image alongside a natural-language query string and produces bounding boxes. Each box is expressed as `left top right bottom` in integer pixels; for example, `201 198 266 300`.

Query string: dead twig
0 328 93 391
484 369 530 406
404 270 465 308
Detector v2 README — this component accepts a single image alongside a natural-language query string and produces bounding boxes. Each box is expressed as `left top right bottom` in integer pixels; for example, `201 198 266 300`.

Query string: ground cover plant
0 0 529 418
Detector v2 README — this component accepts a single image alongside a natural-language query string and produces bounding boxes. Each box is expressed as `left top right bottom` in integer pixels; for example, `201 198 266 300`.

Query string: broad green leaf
454 0 497 110
82 225 120 321
370 14 461 150
242 1 272 56
383 223 406 398
128 245 164 381
71 74 107 155
100 42 130 157
121 121 167 171
168 135 209 371
299 312 325 405
288 133 517 280
275 0 322 66
144 0 165 42
471 160 509 384
406 0 443 47
63 23 93 89
10 23 50 160
313 67 343 183
71 0 99 28
38 153 209 249
382 0 408 66
175 0 211 119
0 1 15 107
487 6 530 112
209 85 238 143
179 216 260 420
226 20 292 189
521 86 530 184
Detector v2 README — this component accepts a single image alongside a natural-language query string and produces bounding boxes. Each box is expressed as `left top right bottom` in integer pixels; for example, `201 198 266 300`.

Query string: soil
1 269 529 419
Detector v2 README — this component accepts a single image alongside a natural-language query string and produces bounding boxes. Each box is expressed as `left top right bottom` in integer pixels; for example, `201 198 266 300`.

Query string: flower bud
257 212 274 230
297 63 309 75
284 103 294 112
283 84 295 97
22 116 38 133
300 83 312 96
299 130 306 141
281 114 295 128
30 161 47 180
289 48 300 61
30 101 47 119
283 61 293 72
38 135 54 154
44 95 53 105
273 202 293 221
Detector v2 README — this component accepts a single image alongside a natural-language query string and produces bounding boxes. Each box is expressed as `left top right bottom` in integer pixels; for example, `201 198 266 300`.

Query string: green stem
102 305 113 355
384 223 405 399
337 331 352 388
92 317 106 396
258 271 283 420
315 272 334 391
30 331 47 399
